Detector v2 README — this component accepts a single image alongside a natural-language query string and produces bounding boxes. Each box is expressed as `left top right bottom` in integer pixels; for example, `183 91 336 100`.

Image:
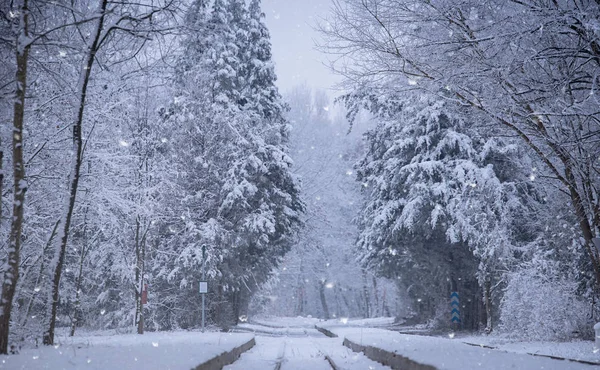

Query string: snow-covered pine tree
159 0 302 329
353 92 540 330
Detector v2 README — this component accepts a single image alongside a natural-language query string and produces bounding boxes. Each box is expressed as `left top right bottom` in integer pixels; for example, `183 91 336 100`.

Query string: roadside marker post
200 244 207 332
450 291 460 324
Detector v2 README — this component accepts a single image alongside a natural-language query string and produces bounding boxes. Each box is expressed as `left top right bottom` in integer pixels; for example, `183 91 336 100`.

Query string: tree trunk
372 276 379 317
381 286 391 317
0 0 30 354
44 0 108 346
134 217 141 330
362 270 370 318
135 218 146 335
484 277 492 334
70 213 88 337
318 281 330 320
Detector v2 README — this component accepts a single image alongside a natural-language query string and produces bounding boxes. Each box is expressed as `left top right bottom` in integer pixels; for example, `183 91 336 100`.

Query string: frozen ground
227 322 390 370
4 317 596 369
458 334 599 364
0 330 253 370
259 315 598 365
321 325 598 370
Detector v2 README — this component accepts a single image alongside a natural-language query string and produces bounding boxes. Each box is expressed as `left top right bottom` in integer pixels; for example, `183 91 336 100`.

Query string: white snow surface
225 335 390 370
227 317 390 370
0 331 253 370
322 325 597 370
459 334 599 364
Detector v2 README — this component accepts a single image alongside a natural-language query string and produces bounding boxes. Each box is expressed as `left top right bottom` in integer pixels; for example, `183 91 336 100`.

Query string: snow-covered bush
499 254 593 341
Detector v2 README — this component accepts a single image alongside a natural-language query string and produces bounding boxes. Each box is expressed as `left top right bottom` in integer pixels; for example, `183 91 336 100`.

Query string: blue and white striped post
450 291 460 325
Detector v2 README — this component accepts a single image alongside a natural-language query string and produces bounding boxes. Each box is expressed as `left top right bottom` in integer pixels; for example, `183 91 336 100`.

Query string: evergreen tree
157 0 303 329
353 92 540 330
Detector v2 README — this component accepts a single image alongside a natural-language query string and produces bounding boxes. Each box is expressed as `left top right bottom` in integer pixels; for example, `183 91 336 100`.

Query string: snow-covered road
229 317 598 370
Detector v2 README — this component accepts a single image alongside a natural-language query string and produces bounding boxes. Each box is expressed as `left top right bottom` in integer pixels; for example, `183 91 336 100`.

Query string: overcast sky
261 0 340 94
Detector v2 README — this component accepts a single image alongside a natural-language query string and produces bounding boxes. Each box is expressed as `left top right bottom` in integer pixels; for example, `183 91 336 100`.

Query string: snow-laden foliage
0 0 301 347
352 92 544 330
322 0 599 338
155 0 303 329
500 250 592 341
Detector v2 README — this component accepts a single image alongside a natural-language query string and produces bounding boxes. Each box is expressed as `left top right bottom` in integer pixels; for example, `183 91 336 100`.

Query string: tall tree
44 0 178 345
0 0 31 354
320 0 600 286
161 0 303 329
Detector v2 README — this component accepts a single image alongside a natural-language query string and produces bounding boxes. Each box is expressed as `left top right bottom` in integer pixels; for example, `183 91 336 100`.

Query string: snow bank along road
317 322 599 370
0 331 254 370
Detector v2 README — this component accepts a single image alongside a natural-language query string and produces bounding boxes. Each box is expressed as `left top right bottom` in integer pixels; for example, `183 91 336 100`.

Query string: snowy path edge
342 337 437 370
193 336 256 370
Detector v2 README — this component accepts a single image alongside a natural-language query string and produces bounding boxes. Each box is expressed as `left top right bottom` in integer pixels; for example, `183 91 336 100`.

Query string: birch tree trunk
0 0 31 354
43 0 108 346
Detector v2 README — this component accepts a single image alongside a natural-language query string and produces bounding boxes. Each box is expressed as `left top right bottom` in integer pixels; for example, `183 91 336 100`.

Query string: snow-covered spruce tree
352 92 540 330
158 0 302 330
320 0 600 290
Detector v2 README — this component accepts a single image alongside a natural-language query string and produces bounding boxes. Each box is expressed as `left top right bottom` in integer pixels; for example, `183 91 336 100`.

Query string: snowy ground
275 314 600 366
320 325 598 370
0 330 253 370
5 318 597 369
240 317 598 369
227 320 390 370
458 334 599 365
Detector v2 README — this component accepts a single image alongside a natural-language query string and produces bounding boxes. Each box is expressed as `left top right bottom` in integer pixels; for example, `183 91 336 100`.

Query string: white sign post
200 245 207 332
199 281 208 294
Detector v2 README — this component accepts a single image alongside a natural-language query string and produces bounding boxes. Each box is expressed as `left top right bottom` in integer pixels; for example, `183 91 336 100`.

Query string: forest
0 0 599 356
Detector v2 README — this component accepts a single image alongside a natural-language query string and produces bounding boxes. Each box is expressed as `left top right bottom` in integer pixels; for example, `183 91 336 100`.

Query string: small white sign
199 281 208 294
